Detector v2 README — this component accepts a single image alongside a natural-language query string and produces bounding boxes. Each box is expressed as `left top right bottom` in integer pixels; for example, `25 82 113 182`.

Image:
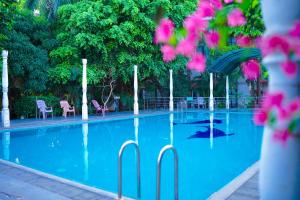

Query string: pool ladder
118 141 178 200
118 140 141 199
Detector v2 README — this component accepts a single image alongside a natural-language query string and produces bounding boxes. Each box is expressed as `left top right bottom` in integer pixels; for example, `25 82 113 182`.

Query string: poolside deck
0 160 130 200
227 172 259 200
0 110 168 132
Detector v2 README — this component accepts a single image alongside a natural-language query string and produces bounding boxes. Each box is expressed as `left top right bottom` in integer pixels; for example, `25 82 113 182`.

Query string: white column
2 50 10 127
82 59 88 120
226 75 230 109
169 113 174 145
134 117 139 144
134 65 139 115
2 132 10 160
209 73 214 111
82 123 89 181
260 1 300 199
169 69 174 111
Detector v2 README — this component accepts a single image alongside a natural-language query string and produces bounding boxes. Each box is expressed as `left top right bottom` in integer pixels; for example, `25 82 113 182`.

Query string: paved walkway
0 110 168 132
0 161 122 200
227 172 259 200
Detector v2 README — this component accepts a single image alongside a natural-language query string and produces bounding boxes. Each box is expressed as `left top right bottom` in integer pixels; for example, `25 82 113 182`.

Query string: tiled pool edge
0 159 133 200
208 161 259 200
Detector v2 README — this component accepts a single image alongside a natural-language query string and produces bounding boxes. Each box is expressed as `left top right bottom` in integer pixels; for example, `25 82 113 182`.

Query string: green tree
4 9 57 95
0 0 17 48
49 0 197 106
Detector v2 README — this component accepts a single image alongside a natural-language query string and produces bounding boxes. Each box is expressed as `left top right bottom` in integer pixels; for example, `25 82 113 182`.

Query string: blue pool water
0 111 263 199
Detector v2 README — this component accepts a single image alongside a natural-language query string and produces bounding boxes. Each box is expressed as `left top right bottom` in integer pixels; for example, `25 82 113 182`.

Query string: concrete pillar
209 73 214 111
2 50 10 127
169 69 174 111
226 75 230 109
82 59 88 120
134 65 139 115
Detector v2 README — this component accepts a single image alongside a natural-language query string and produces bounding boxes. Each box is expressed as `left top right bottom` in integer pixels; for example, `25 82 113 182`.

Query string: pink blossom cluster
155 0 246 72
254 93 300 143
241 59 260 80
258 21 300 78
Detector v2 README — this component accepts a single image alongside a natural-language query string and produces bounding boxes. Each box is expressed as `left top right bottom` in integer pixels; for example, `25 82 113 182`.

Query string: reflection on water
134 117 139 144
210 112 214 149
2 132 10 160
82 123 89 181
169 113 174 145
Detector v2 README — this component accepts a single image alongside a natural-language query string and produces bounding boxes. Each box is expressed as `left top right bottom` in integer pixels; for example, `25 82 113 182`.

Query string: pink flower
290 42 300 57
236 0 243 3
224 0 234 3
155 19 174 43
262 92 284 110
260 35 290 55
197 1 215 18
287 98 300 113
187 53 206 72
236 35 252 47
227 9 246 27
289 21 300 38
211 0 223 10
281 60 297 78
161 45 176 62
278 107 289 121
204 31 220 48
184 13 208 36
273 129 290 144
176 36 197 57
253 109 268 125
241 59 260 80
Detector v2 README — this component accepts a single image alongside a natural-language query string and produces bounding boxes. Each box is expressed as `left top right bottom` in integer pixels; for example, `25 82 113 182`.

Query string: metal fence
142 96 263 110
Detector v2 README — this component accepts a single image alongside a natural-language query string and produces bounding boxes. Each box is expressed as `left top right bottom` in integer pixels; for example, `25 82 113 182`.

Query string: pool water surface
0 111 263 199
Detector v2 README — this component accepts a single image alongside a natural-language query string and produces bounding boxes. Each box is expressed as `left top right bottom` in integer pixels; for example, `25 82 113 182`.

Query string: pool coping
208 161 259 200
0 159 133 200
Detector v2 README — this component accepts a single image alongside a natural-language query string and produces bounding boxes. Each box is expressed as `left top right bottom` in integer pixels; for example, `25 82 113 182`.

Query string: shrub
14 95 61 118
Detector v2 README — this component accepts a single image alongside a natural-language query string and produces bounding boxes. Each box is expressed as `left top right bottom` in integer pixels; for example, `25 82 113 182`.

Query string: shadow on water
188 126 234 139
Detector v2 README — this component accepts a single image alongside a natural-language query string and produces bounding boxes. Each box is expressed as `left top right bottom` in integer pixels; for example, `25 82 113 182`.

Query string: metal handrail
156 145 179 200
118 140 141 200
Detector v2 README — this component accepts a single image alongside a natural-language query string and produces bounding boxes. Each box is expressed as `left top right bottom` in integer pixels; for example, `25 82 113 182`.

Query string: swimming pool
0 111 263 199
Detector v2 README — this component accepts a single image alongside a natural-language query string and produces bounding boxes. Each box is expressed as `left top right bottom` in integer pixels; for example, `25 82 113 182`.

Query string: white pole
134 117 139 144
2 50 10 127
82 123 89 181
226 75 230 109
170 113 174 145
134 65 139 115
169 69 174 111
2 132 10 160
209 73 214 111
82 59 88 120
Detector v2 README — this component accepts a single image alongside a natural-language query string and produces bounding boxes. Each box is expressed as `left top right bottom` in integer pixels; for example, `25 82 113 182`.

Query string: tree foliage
4 9 57 94
50 0 197 95
0 0 17 48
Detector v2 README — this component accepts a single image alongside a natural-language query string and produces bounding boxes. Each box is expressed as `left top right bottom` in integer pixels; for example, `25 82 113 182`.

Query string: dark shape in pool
174 119 222 125
188 126 234 139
